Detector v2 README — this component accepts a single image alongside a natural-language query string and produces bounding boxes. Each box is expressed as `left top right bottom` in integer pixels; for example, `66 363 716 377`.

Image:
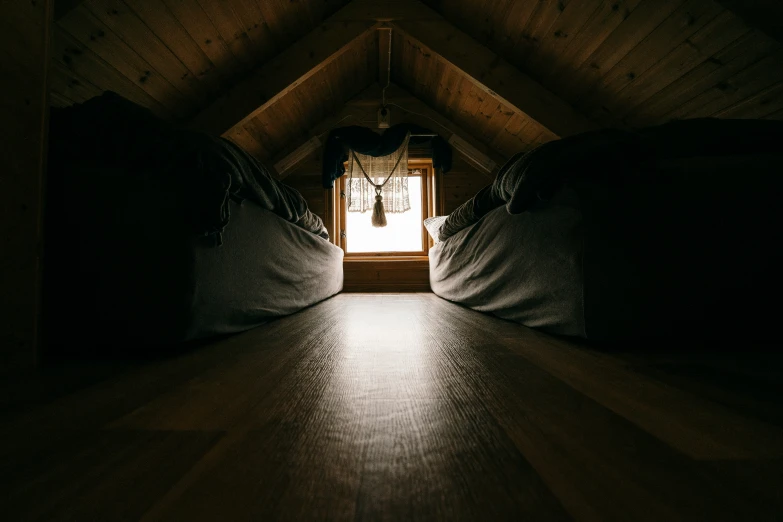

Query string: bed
428 119 783 342
44 93 343 354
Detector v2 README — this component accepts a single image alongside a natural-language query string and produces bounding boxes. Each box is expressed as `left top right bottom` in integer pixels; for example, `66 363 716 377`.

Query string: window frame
337 159 437 257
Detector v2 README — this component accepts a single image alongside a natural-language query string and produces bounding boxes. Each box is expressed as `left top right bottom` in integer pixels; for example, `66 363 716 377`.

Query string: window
345 174 423 253
338 161 437 256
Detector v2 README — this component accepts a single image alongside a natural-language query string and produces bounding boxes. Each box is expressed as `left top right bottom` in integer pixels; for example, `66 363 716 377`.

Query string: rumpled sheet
430 189 585 337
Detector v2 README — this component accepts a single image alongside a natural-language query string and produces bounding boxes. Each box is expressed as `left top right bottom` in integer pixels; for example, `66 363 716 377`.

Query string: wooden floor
2 294 783 521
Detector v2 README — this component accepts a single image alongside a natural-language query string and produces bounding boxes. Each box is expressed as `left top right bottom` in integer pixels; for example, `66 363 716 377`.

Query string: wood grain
188 13 378 134
578 0 725 122
47 0 783 162
50 23 171 116
0 0 51 370
2 294 783 520
58 4 194 117
392 16 594 138
343 258 431 292
424 0 783 131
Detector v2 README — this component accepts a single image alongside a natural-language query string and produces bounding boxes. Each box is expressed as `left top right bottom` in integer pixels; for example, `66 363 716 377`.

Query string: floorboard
2 294 782 521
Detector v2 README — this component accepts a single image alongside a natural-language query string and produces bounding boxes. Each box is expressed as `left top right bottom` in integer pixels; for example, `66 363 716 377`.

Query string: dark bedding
44 92 343 353
431 119 783 341
49 91 328 242
44 164 344 352
439 118 783 242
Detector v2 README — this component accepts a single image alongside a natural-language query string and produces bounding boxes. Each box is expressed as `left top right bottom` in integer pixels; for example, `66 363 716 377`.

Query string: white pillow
424 216 448 244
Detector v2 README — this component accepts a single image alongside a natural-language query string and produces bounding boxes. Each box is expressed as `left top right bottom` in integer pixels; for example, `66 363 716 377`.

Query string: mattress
429 154 783 342
183 200 344 339
43 165 344 353
429 187 586 337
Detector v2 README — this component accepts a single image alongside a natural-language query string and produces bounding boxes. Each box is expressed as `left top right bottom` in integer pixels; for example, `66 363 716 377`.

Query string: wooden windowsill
344 255 429 263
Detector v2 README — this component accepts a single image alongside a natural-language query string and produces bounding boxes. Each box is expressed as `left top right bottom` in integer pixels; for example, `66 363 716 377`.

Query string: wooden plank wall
441 156 493 215
0 0 52 369
283 151 329 230
342 258 431 292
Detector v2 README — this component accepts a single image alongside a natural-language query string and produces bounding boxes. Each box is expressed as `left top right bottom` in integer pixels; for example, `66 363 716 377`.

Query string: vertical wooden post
0 0 52 369
435 166 445 216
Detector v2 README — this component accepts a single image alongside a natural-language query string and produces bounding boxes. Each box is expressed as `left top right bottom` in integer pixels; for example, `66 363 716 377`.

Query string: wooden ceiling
51 0 351 118
50 0 783 169
391 29 559 160
422 0 783 127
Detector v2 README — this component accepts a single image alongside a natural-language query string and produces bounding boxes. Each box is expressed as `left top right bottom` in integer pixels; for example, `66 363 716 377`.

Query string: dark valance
322 124 452 188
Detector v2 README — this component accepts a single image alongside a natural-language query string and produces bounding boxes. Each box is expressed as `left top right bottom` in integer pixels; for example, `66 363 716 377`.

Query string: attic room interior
2 0 783 519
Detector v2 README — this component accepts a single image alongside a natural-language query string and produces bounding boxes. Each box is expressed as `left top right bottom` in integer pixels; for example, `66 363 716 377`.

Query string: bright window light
346 175 423 253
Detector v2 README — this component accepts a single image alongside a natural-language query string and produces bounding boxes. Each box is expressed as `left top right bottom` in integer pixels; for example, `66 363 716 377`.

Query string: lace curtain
347 133 411 213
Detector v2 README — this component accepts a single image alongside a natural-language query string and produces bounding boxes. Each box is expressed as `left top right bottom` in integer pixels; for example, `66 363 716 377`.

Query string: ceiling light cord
382 28 392 108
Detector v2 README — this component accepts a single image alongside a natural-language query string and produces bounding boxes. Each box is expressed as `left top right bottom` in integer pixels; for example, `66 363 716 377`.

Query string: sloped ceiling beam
192 0 594 141
188 7 380 135
713 0 783 44
332 0 595 138
389 24 594 138
272 83 507 179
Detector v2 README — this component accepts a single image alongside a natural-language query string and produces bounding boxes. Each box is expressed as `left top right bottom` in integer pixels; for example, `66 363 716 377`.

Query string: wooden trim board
0 0 52 370
343 257 431 292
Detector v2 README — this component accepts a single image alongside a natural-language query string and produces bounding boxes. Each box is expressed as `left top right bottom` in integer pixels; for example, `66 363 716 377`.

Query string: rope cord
349 134 408 196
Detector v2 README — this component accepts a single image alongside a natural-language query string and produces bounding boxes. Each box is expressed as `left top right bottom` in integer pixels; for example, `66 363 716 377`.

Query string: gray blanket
430 188 585 337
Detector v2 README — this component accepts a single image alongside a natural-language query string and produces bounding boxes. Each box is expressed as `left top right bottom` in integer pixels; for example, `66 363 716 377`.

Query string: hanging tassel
372 192 387 227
